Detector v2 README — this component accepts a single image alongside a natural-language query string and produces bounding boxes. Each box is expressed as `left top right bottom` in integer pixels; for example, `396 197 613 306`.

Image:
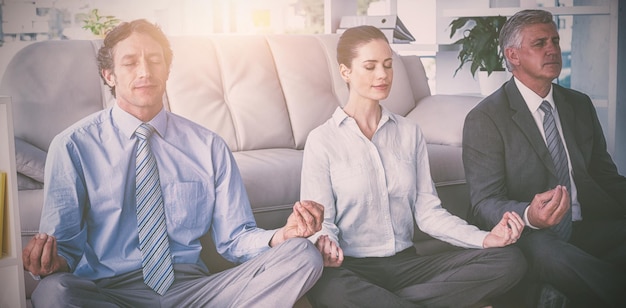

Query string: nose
137 58 151 78
376 66 388 79
546 40 561 55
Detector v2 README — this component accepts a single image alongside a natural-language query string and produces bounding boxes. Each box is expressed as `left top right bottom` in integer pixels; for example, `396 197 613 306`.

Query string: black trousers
308 246 526 308
515 218 626 308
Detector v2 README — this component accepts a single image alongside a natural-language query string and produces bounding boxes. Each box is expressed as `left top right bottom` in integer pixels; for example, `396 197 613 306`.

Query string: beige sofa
0 34 482 305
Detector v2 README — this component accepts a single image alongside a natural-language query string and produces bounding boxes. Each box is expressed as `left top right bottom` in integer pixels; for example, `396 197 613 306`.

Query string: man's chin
544 67 561 79
129 96 164 108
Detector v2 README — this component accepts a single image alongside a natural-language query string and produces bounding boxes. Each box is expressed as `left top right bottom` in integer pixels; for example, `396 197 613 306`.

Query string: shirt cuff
524 206 540 229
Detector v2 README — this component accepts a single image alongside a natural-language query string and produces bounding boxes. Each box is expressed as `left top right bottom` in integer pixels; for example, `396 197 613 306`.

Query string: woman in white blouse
301 25 527 308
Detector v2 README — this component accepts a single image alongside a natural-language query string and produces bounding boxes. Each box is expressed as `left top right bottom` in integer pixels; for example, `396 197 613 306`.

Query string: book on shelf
0 171 5 256
338 15 416 44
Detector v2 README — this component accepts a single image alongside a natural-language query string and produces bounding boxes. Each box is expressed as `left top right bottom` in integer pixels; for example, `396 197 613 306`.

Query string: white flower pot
478 70 510 96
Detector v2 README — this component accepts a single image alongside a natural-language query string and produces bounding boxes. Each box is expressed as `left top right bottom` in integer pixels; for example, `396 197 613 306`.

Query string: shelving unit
0 96 26 308
442 5 610 18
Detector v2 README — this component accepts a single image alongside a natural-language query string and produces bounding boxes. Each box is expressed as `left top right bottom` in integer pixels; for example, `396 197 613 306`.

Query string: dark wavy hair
97 19 173 97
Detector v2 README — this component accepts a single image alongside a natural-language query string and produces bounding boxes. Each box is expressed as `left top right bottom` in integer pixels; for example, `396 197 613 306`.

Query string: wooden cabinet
0 96 26 308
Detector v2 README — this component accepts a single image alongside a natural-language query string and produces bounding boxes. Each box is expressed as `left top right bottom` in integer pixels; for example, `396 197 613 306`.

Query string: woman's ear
102 69 115 87
339 63 351 83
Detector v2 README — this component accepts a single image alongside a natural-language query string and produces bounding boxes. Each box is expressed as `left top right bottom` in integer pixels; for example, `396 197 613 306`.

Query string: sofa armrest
14 137 46 186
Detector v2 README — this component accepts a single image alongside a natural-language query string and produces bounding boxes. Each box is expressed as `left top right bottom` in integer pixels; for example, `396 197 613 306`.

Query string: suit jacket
462 78 626 229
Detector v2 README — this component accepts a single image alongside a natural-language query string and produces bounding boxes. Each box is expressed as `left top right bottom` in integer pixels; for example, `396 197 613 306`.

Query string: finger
300 200 323 214
41 236 56 273
552 186 571 219
509 211 524 226
337 246 344 262
560 186 570 206
533 188 557 208
28 233 48 274
504 228 515 245
498 213 510 227
52 236 59 260
509 218 523 235
321 236 332 257
329 240 341 261
294 202 316 234
299 201 323 230
507 212 523 232
22 236 39 268
508 219 520 240
319 238 332 265
544 186 563 214
329 245 344 267
315 236 328 254
328 240 336 260
292 204 308 235
505 212 519 230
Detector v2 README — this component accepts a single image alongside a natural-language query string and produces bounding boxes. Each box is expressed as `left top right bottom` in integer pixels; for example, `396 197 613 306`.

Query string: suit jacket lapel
505 79 557 177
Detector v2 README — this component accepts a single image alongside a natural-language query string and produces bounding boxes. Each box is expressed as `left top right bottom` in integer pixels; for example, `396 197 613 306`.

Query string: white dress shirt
514 77 582 225
301 107 487 258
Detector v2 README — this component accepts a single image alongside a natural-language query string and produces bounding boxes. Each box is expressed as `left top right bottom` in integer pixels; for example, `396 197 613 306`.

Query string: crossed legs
31 238 322 308
307 246 526 308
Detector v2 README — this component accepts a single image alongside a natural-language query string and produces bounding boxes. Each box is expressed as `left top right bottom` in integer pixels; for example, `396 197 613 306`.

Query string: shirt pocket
162 181 209 230
330 159 373 202
388 149 417 197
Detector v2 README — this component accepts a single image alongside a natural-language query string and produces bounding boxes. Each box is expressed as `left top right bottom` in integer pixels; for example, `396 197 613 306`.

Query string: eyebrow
532 34 560 42
120 52 163 60
362 58 393 64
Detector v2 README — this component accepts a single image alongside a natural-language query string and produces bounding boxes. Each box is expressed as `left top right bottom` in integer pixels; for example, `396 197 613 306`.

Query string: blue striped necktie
135 123 174 295
540 101 572 241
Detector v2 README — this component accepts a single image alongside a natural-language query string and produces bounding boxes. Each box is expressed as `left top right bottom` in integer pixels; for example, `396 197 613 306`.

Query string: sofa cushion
266 35 342 149
233 149 303 211
406 95 481 146
426 144 465 186
17 173 43 191
14 137 46 183
165 37 239 151
167 36 296 152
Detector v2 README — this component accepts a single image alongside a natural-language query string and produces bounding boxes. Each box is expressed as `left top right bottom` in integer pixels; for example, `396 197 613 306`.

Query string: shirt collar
332 105 395 127
112 104 167 140
514 77 555 113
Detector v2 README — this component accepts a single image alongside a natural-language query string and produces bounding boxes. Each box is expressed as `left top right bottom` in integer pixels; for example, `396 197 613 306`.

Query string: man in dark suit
462 9 626 307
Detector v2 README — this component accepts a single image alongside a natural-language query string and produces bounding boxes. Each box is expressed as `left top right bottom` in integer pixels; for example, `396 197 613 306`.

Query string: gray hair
499 9 556 71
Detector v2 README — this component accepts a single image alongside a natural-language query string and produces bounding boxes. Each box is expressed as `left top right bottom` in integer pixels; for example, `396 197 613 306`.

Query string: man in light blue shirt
22 19 324 307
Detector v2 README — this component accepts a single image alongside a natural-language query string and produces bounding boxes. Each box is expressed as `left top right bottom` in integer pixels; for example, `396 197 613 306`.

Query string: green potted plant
448 16 510 95
449 16 507 77
81 9 120 38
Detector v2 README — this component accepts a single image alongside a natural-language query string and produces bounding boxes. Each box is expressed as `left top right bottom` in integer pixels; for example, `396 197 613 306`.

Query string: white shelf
443 5 610 18
0 96 26 308
391 43 439 56
592 98 609 109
